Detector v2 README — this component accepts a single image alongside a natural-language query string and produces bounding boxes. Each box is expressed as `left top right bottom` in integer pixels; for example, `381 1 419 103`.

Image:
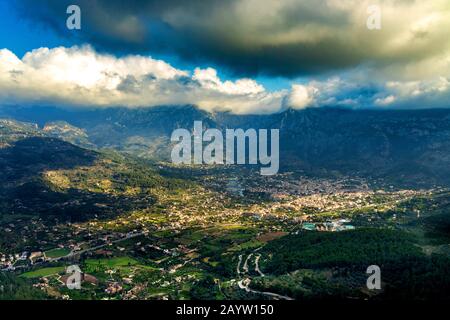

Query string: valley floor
2 164 450 300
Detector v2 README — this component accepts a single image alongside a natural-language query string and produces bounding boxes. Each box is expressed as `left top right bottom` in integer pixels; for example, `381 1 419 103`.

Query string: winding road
235 251 293 300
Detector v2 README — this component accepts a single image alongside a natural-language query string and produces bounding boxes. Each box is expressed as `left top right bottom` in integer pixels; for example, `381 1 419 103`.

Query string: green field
85 257 139 269
228 240 263 252
20 266 65 279
44 248 71 258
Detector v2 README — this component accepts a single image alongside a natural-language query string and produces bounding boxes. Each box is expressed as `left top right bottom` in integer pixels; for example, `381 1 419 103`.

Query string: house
60 272 98 287
105 282 123 295
94 249 113 257
29 252 43 264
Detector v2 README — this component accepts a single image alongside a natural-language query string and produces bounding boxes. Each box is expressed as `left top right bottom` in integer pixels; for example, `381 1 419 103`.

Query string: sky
0 0 450 114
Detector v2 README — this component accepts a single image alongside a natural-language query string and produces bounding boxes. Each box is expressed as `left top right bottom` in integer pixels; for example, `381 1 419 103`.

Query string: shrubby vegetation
257 229 450 300
0 273 47 300
262 229 422 274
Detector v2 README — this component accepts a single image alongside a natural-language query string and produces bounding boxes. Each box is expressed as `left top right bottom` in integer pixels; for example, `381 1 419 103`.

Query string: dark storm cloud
14 0 228 54
12 0 450 78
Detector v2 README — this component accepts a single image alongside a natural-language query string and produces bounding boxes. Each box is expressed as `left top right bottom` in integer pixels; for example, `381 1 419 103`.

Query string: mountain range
2 105 450 187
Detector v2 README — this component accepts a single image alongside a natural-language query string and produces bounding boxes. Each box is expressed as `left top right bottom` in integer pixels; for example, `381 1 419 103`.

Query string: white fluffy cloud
285 84 317 109
1 45 450 114
0 46 285 114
